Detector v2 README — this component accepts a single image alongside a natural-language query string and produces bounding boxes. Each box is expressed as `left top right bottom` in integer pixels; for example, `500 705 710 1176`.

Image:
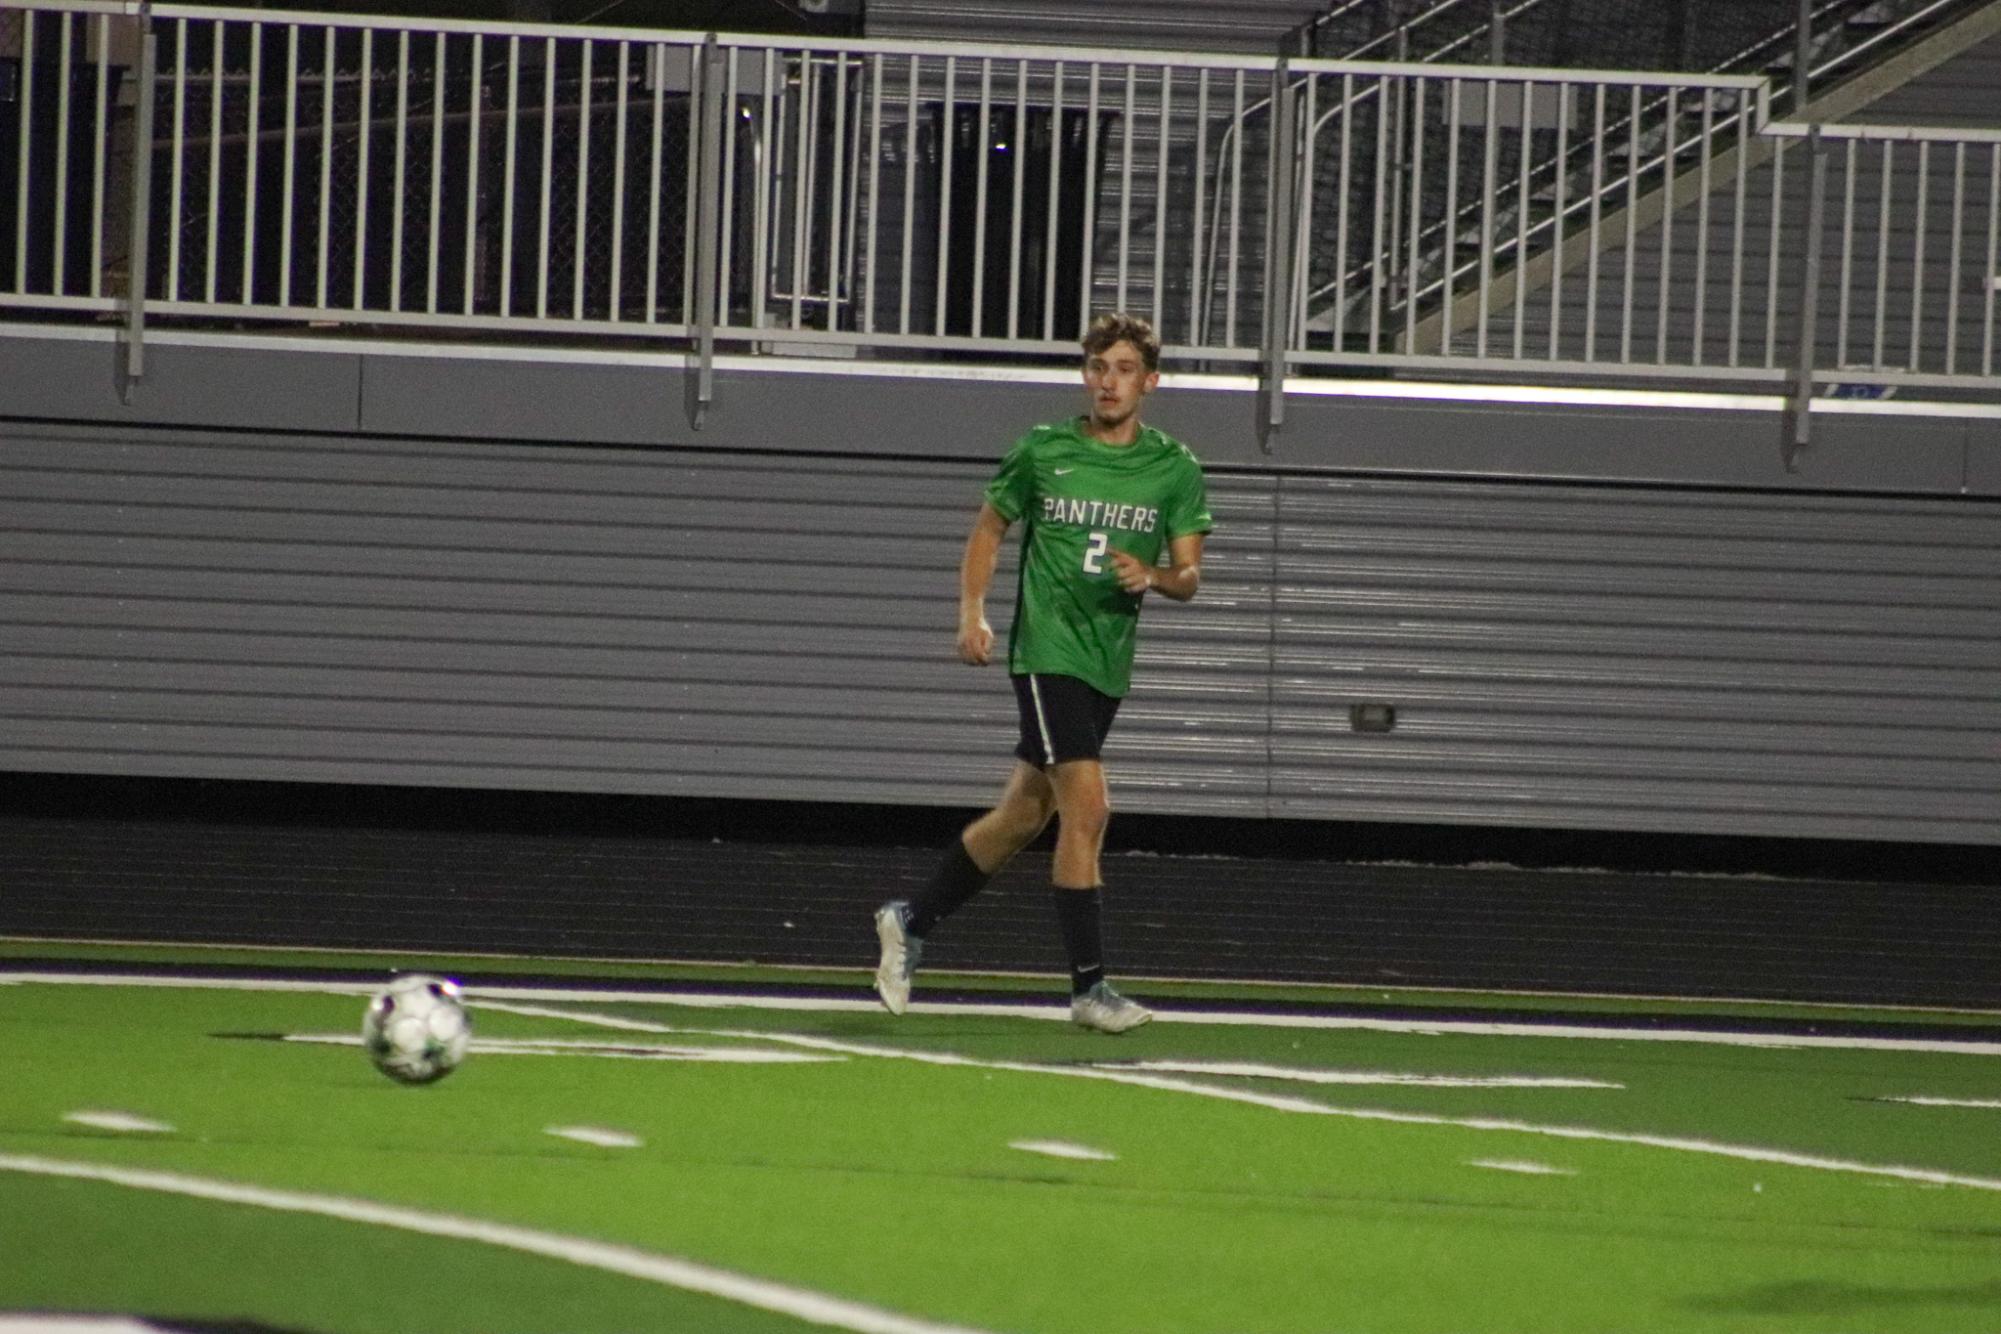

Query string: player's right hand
957 616 993 665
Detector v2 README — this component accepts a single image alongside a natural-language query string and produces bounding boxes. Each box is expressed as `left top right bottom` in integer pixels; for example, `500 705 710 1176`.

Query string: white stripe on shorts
1027 674 1057 764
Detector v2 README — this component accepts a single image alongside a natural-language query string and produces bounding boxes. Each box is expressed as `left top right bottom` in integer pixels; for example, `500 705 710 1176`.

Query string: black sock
905 840 991 938
1051 887 1106 996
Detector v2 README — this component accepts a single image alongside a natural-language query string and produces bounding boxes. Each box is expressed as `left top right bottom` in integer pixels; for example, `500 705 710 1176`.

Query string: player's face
1082 340 1158 435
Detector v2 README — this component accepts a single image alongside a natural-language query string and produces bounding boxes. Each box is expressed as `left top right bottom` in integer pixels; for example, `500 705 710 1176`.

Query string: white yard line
8 972 2000 1056
5 973 378 997
13 976 2001 1208
0 1154 998 1334
1100 1061 1622 1089
476 1003 2001 1196
9 935 1992 1020
1873 1095 2001 1110
285 1033 843 1063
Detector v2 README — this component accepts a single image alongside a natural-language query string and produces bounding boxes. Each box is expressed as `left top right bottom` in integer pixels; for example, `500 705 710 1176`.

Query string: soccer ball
361 975 471 1085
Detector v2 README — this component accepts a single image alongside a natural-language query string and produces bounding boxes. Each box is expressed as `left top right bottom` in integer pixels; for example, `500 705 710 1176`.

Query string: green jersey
982 417 1213 698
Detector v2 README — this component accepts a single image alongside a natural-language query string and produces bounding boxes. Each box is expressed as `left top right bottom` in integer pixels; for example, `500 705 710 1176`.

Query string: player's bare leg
1047 759 1150 1033
962 761 1058 874
876 763 1055 1015
1046 759 1110 890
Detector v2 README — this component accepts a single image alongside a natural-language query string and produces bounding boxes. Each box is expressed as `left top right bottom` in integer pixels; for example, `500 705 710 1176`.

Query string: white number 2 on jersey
1083 531 1109 574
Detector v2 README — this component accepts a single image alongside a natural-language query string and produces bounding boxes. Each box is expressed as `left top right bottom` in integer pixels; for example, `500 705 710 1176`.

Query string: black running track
1 774 1994 1009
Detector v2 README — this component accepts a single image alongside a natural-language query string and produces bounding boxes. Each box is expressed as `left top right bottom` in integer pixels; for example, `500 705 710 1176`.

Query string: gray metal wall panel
361 354 687 448
4 419 1998 842
0 422 1275 815
1123 477 1277 815
1268 476 2001 842
5 329 1992 493
0 334 364 434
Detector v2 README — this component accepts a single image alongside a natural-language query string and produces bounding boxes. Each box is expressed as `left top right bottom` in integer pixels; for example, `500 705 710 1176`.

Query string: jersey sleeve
1165 454 1214 538
982 433 1038 522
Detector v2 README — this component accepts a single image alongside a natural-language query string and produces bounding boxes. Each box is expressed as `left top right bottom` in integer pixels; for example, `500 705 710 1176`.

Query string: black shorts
1012 673 1122 768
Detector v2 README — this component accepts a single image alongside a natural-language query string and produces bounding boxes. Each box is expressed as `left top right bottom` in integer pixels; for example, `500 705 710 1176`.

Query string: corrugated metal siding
2 424 1997 842
1126 472 1276 816
1270 476 2001 841
864 0 1330 55
0 424 1271 815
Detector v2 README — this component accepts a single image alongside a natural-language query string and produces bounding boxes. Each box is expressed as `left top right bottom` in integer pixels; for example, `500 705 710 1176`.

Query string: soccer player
873 312 1212 1033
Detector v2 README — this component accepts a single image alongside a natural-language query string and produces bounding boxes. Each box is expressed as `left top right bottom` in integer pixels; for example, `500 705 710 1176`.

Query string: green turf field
3 948 1998 1333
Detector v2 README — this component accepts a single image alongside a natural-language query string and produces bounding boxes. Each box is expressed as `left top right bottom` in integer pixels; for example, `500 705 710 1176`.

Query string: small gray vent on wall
1350 703 1397 733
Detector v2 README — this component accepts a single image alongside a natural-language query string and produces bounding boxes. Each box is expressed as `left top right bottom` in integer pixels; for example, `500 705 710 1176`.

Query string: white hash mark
1008 1139 1118 1162
1467 1158 1577 1176
64 1111 174 1134
545 1126 644 1149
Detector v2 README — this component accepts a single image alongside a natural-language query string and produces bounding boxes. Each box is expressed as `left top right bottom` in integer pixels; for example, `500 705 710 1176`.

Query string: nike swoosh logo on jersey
1053 468 1074 475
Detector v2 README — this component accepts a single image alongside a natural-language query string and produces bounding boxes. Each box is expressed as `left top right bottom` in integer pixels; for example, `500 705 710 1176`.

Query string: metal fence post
1785 124 1828 470
1388 20 1410 326
1793 0 1813 115
688 34 723 430
1259 58 1296 451
122 4 157 402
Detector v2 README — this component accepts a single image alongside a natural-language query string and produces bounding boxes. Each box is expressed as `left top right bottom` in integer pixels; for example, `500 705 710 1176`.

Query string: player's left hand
1108 549 1154 595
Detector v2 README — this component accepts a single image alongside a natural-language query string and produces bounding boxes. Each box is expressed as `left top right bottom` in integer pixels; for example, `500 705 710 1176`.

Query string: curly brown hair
1080 312 1160 373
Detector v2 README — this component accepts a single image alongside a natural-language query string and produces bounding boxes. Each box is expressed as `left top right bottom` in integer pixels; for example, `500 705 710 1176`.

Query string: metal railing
5 0 127 316
1768 120 2001 386
1282 63 1775 370
2 0 1995 405
4 7 708 335
1286 0 1987 355
701 39 1276 359
1294 0 1982 96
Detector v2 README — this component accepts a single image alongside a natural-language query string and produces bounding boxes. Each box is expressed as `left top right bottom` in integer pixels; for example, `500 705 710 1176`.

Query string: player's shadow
1683 1278 2001 1316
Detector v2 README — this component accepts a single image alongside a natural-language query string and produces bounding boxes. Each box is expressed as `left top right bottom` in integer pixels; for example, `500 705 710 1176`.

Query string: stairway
1297 0 2000 356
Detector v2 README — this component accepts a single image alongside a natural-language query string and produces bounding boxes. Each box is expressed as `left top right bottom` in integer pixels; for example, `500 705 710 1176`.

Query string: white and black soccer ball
361 974 471 1085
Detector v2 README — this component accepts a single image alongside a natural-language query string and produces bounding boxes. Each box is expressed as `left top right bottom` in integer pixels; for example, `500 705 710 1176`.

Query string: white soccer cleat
1070 981 1152 1034
873 901 922 1016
